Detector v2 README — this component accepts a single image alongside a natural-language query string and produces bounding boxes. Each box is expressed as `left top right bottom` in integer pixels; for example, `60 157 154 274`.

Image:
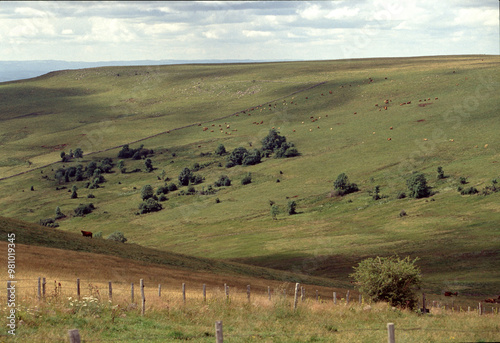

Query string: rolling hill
0 55 499 296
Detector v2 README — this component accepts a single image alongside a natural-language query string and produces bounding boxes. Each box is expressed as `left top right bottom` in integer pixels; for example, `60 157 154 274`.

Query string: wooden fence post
247 285 251 303
268 286 271 301
478 302 482 315
76 279 80 299
333 292 337 305
182 283 186 303
301 287 305 302
387 323 395 343
224 284 229 301
131 283 134 303
42 277 46 299
215 321 223 343
140 279 145 316
346 290 350 304
158 284 161 298
316 290 319 302
293 283 300 310
422 293 426 314
203 284 206 302
37 277 41 301
108 281 112 301
359 294 362 304
68 329 81 343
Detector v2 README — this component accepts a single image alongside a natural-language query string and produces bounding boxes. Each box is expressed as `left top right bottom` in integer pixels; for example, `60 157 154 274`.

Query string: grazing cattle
444 292 458 297
384 100 389 104
484 298 496 303
353 112 357 114
375 104 378 107
387 138 391 141
329 91 332 94
435 97 438 100
407 101 411 104
384 106 388 110
81 230 92 238
389 127 393 130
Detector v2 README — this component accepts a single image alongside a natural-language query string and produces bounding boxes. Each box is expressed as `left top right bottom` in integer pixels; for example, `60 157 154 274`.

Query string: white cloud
242 30 272 38
326 7 360 20
61 29 73 35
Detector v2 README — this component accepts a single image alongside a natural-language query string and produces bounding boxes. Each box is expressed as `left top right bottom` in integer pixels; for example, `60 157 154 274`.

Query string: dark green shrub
350 256 421 309
190 174 204 185
141 184 154 200
74 203 95 217
178 168 192 186
241 173 252 185
167 183 178 192
333 173 359 196
371 185 381 200
107 231 127 243
225 161 236 168
187 186 196 194
55 206 66 220
87 194 95 199
215 144 226 156
437 166 445 179
144 158 154 172
242 149 262 166
459 176 468 185
287 201 297 215
460 187 478 195
214 175 231 187
93 231 103 239
228 147 249 166
399 210 407 217
406 173 431 198
397 191 406 199
271 204 280 220
138 198 163 214
39 218 59 227
158 194 168 202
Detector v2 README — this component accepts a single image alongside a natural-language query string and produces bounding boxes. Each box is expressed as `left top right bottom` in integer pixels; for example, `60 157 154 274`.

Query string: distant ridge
0 59 290 83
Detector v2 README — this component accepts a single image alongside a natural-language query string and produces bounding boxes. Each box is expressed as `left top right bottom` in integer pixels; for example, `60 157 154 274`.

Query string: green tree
141 184 154 200
437 166 445 179
214 175 231 187
71 185 78 199
74 148 83 159
287 200 297 215
138 198 163 214
241 173 252 185
228 147 248 166
118 160 125 173
145 158 154 172
334 173 359 196
262 129 287 153
351 256 422 309
271 204 280 220
215 143 227 156
178 167 192 186
371 185 381 200
60 151 66 161
406 172 431 198
107 231 128 243
55 206 66 220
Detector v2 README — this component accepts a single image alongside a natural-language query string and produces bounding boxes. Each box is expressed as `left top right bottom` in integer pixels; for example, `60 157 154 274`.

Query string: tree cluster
118 144 153 160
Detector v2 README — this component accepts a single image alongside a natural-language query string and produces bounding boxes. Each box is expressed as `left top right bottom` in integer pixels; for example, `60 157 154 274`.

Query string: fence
3 278 499 342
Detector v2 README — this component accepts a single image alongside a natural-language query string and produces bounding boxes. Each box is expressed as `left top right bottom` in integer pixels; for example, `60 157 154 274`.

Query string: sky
0 1 498 62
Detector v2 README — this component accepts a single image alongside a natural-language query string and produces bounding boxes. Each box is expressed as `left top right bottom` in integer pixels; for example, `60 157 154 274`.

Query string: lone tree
287 200 297 215
74 148 83 159
406 172 431 198
261 129 299 158
141 184 154 200
144 158 154 172
215 143 226 156
437 166 445 179
178 168 192 186
333 173 359 196
350 256 422 309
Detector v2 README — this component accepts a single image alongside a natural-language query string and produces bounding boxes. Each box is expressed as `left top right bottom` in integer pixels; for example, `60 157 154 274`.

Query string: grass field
0 55 499 301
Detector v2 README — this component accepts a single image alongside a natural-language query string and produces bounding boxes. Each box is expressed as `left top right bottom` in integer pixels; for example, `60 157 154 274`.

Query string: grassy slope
0 56 499 295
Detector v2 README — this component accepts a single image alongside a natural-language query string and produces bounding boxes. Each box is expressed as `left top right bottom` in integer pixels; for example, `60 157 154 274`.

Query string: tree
55 206 66 220
74 203 95 217
241 173 252 185
138 198 163 214
228 147 248 166
141 184 154 200
242 149 261 166
145 158 153 172
60 151 66 161
107 231 128 243
215 144 226 156
437 166 445 179
71 185 78 199
333 173 359 196
406 172 431 198
262 129 287 153
74 148 83 159
350 256 422 309
214 175 231 187
287 200 297 215
178 168 192 186
271 204 280 220
118 160 125 173
371 185 381 200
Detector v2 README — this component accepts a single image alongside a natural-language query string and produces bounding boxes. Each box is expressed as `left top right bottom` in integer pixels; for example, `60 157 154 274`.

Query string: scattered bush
350 256 421 309
141 185 154 200
144 158 154 172
262 129 299 158
333 173 359 196
93 231 103 239
228 147 249 166
55 206 66 220
437 166 445 179
138 198 163 214
214 175 231 187
287 200 297 215
87 194 95 199
459 176 468 185
460 187 478 195
107 231 127 243
406 172 431 199
371 185 381 200
397 191 406 199
167 183 178 192
215 144 226 156
271 204 280 220
241 173 252 185
118 144 152 159
399 210 407 217
74 203 95 217
482 178 499 195
39 218 59 227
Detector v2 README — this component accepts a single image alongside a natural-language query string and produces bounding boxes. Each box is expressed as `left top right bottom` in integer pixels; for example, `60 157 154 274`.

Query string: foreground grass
3 289 499 342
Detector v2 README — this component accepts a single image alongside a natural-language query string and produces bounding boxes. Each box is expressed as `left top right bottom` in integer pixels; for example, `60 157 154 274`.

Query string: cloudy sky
0 1 498 62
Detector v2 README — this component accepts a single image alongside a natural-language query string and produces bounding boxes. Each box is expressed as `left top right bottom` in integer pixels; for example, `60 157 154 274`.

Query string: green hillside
1 55 499 295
